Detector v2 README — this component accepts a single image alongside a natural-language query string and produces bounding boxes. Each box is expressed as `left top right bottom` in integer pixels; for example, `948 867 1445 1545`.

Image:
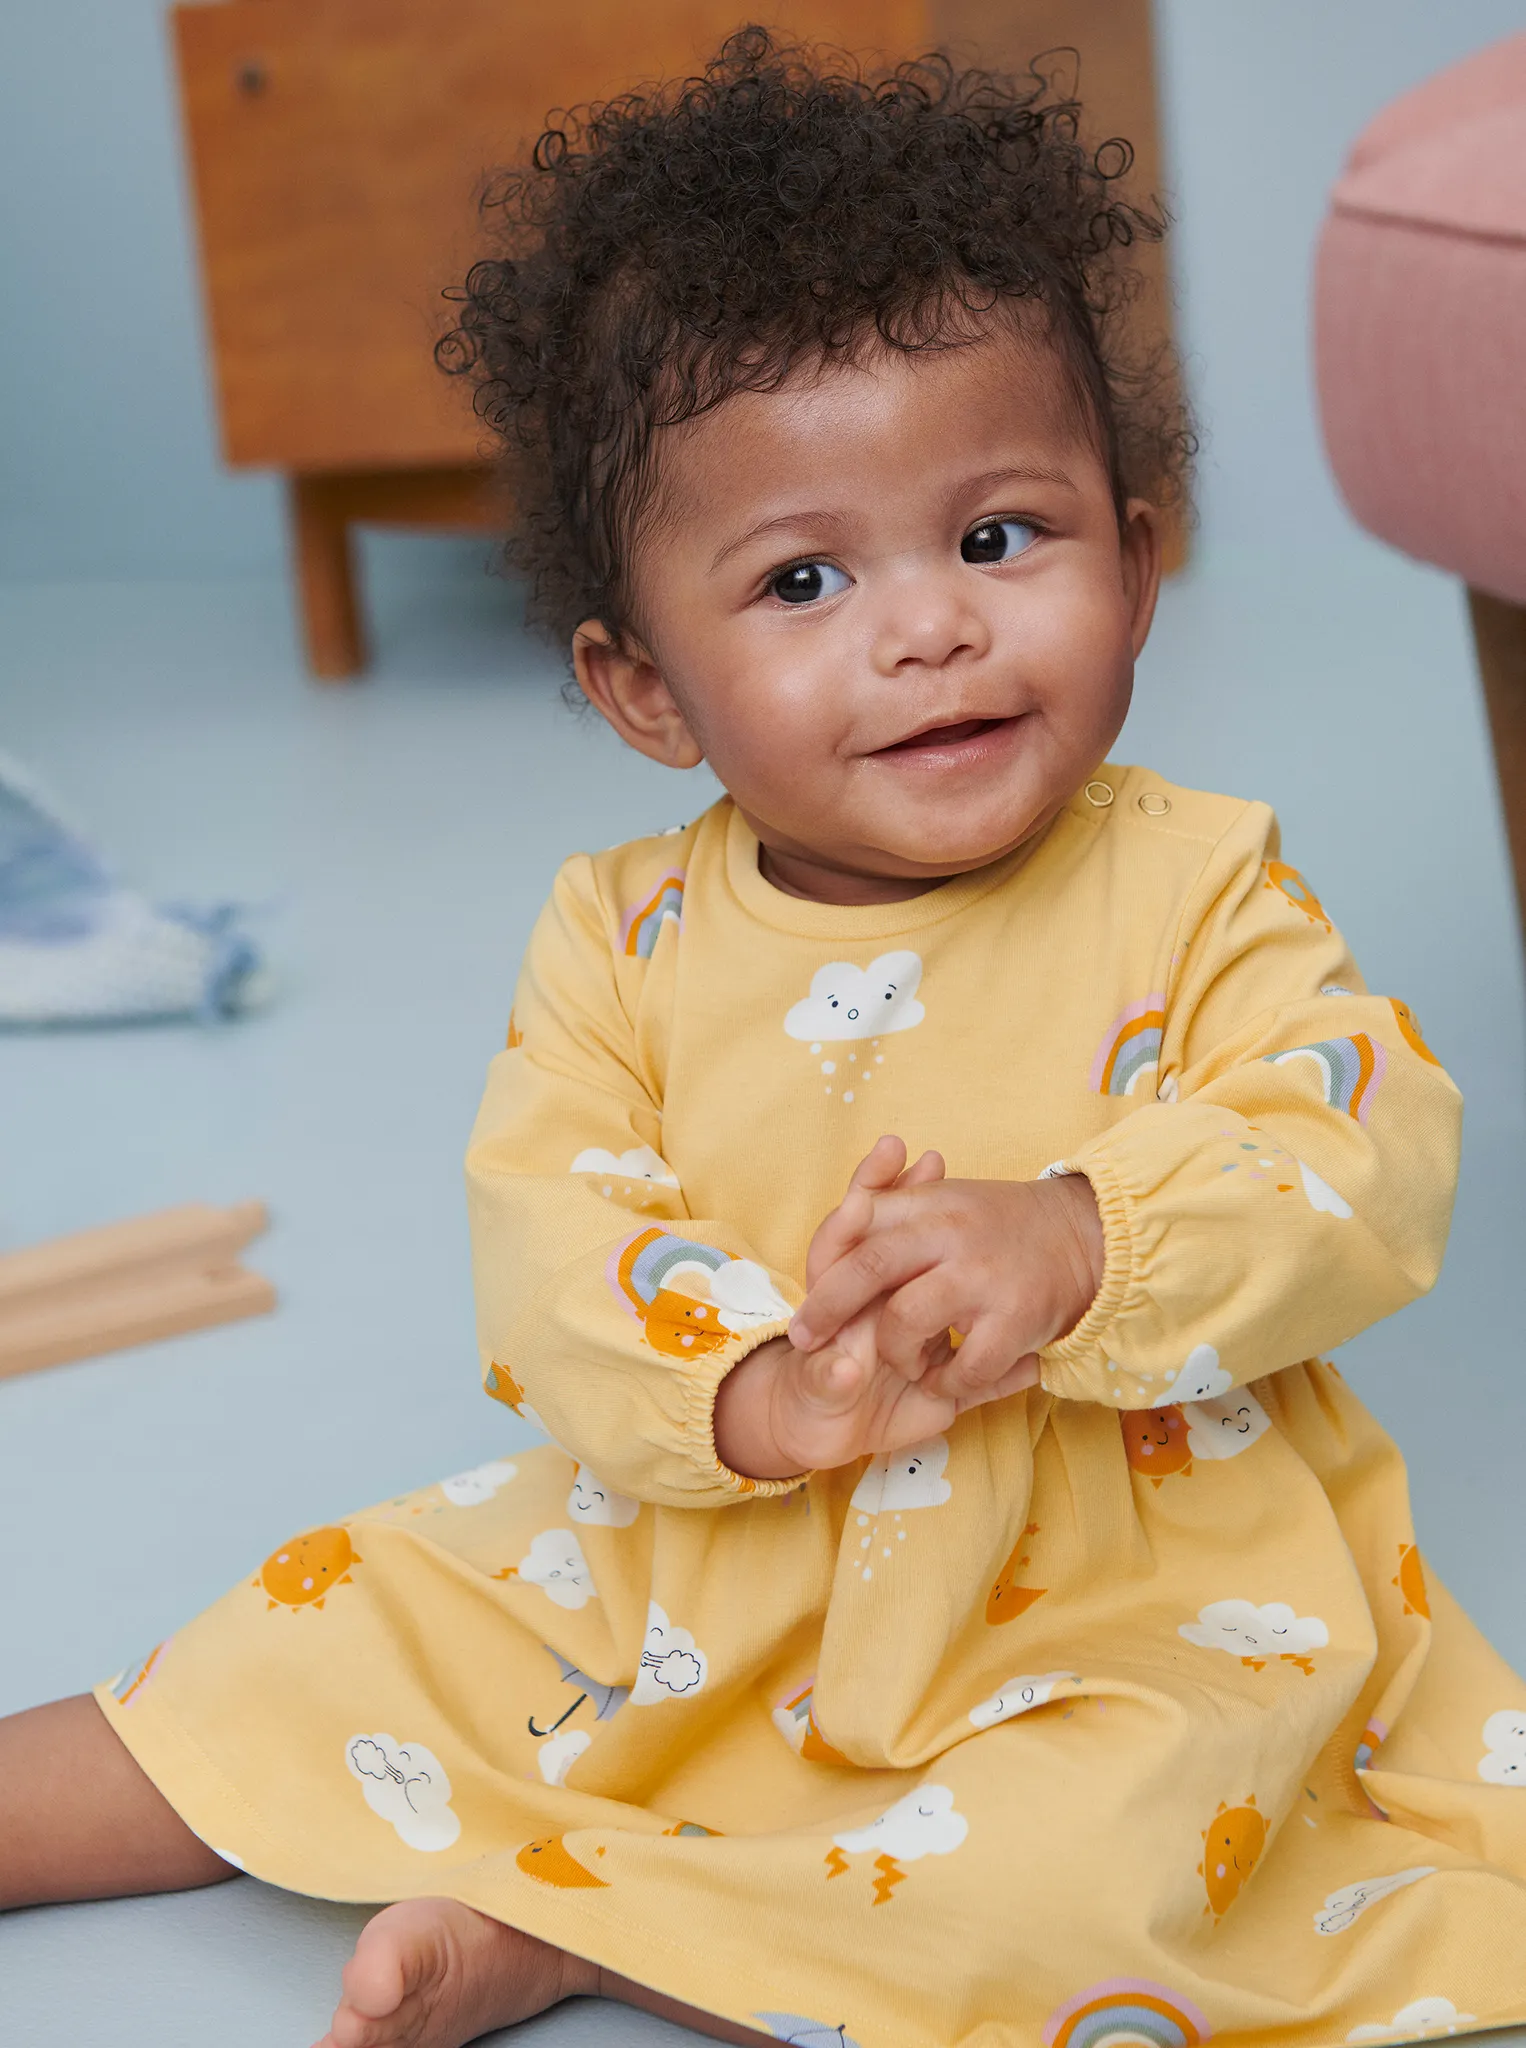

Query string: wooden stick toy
0 1201 276 1380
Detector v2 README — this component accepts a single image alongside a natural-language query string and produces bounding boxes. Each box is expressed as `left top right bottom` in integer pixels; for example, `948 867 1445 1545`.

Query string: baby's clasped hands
712 1135 1105 1480
796 1132 1106 1381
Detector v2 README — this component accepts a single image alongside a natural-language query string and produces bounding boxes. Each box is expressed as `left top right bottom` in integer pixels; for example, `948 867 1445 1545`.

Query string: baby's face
578 320 1159 900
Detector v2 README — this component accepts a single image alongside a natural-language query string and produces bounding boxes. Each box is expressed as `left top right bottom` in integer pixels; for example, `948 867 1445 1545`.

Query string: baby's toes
323 2006 397 2048
326 1981 435 2048
323 1991 414 2048
318 1896 572 2048
321 1903 443 2048
339 1919 412 2020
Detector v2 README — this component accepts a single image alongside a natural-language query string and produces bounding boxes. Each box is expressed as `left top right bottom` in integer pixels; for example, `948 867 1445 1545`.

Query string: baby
6 29 1526 2048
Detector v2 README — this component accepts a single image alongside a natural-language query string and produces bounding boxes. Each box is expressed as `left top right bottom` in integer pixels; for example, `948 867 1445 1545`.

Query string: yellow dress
97 770 1526 2048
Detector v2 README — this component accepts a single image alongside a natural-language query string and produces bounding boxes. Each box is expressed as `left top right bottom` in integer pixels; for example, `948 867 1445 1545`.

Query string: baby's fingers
871 1268 966 1379
893 1148 945 1191
804 1136 908 1291
923 1319 1035 1403
784 1341 869 1428
852 1134 910 1194
792 1222 932 1352
950 1352 1041 1409
805 1183 874 1292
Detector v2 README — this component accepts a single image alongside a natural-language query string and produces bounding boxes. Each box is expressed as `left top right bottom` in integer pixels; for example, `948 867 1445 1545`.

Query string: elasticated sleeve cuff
680 1322 812 1501
1037 1154 1161 1407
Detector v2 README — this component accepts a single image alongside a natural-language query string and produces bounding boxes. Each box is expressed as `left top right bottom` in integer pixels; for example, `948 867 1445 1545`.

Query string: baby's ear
1120 500 1163 657
572 620 703 770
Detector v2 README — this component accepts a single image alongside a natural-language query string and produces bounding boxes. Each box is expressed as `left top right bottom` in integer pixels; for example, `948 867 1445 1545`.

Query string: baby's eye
961 519 1038 564
769 561 850 605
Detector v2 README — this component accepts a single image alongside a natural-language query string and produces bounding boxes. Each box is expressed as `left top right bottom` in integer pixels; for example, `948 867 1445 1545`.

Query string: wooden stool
289 467 509 679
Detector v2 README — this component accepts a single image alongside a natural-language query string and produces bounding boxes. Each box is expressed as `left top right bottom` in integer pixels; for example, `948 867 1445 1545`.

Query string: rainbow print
607 1226 727 1319
1355 1715 1389 1773
771 1681 850 1765
1092 997 1166 1097
1265 1034 1386 1122
621 872 685 958
1044 1979 1212 2048
108 1640 171 1707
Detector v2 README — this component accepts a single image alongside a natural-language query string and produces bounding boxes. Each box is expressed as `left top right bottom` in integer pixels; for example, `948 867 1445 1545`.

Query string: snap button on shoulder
1137 791 1171 816
1084 780 1115 808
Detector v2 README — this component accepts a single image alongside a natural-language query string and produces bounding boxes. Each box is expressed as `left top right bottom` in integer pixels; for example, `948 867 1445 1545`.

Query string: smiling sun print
1200 1797 1266 1918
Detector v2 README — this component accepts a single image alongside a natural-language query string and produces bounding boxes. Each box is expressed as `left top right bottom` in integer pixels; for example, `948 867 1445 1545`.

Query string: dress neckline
719 797 1066 939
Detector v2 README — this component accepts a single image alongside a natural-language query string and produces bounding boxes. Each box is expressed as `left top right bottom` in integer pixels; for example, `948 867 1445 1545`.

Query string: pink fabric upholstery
1313 35 1526 604
1344 35 1526 173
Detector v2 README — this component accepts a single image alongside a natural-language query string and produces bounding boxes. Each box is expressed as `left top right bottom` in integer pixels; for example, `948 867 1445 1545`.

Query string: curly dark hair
438 26 1193 651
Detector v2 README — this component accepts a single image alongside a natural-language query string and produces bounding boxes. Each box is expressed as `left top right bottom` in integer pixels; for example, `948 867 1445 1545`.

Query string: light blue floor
2 546 1525 2045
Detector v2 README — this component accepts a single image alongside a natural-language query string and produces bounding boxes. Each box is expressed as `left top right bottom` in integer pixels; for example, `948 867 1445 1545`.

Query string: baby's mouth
876 716 1010 754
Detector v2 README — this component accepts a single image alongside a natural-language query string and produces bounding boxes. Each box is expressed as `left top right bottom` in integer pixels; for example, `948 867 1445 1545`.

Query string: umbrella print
753 2017 862 2048
527 1648 630 1736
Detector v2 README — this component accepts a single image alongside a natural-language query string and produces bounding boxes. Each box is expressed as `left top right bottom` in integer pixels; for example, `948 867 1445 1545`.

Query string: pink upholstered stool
1314 34 1526 928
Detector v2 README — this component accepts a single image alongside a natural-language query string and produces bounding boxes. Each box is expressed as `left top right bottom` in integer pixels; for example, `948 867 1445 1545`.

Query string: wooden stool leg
288 474 366 680
1469 586 1526 941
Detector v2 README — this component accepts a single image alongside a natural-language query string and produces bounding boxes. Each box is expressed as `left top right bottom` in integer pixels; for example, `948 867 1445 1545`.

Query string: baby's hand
790 1134 1105 1405
712 1300 1040 1479
712 1138 1038 1479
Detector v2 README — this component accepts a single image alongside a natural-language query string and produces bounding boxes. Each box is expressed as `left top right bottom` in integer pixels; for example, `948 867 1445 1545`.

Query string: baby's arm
1037 803 1460 1405
467 856 803 1505
795 802 1460 1410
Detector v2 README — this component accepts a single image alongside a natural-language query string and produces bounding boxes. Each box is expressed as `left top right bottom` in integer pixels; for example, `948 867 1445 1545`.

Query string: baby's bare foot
314 1896 595 2048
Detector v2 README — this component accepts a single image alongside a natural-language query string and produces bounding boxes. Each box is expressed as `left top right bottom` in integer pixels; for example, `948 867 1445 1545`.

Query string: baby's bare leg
0 1694 236 1910
6 1700 773 2048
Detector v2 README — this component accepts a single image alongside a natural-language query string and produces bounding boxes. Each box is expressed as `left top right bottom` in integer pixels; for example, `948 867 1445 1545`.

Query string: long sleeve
465 853 802 1507
1039 802 1462 1408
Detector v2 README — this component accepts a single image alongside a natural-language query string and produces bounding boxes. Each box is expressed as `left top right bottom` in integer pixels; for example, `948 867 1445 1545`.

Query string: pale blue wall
1 6 283 578
2 1 1523 582
1155 0 1526 564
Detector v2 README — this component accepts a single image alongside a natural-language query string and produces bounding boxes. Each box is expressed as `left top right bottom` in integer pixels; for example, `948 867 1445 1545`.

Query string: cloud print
570 1145 679 1187
834 1783 967 1861
1348 1998 1476 2042
1161 1345 1230 1402
1478 1708 1526 1784
438 1457 518 1507
537 1727 591 1787
1313 1866 1436 1936
968 1671 1078 1729
567 1468 640 1528
784 952 925 1042
516 1528 596 1609
709 1258 793 1332
1184 1391 1272 1461
631 1602 708 1705
1299 1158 1353 1218
345 1732 461 1852
850 1436 952 1513
1179 1599 1329 1662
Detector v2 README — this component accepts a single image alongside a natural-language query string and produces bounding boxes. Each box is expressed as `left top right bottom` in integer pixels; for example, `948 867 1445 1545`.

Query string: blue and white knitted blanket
0 754 264 1026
